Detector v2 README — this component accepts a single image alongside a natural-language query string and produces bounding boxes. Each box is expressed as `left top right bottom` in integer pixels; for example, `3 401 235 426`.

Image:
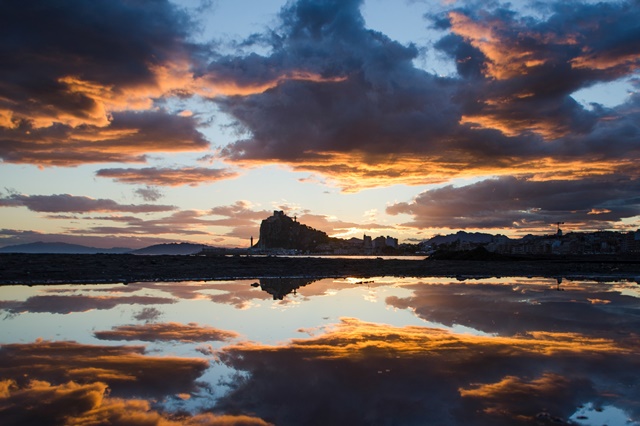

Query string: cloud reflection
0 340 208 399
386 279 640 337
0 294 175 315
215 317 639 425
94 322 240 343
0 379 272 426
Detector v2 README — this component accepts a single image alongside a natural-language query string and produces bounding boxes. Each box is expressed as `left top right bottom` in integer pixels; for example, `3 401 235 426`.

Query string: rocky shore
1 253 639 285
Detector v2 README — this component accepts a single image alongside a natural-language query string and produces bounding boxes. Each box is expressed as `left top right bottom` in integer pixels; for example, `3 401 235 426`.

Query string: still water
1 276 639 425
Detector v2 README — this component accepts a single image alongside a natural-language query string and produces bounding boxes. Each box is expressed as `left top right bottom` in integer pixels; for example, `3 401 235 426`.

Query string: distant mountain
131 243 210 255
0 242 131 254
425 231 501 246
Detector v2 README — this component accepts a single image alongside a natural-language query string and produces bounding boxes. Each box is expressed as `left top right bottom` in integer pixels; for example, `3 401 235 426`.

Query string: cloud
80 281 272 309
0 340 209 399
458 373 589 423
96 166 239 187
0 111 210 167
0 0 198 123
0 192 176 214
0 0 213 167
132 306 163 323
385 278 640 337
202 0 640 192
210 0 460 176
0 294 175 315
0 379 272 426
386 175 640 230
134 186 164 202
215 317 639 424
94 322 240 343
434 1 640 140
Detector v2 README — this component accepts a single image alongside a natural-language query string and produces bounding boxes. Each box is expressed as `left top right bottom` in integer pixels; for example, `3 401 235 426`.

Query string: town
202 211 640 257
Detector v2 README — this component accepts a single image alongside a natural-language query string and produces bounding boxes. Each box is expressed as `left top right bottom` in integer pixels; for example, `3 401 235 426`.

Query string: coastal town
202 210 640 257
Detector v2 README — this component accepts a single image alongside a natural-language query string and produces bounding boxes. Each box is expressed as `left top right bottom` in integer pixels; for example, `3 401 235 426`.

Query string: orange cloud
0 379 272 426
448 11 578 81
571 50 640 72
0 340 209 398
0 110 210 167
199 71 348 98
233 151 631 193
221 317 628 360
459 373 575 422
215 317 639 424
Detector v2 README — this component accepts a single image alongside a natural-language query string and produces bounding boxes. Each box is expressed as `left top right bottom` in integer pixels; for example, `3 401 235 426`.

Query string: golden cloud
0 379 272 426
221 317 628 360
233 151 632 192
0 340 209 398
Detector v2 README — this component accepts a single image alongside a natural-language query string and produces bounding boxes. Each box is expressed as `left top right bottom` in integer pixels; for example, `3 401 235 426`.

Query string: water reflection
259 277 318 300
1 276 638 425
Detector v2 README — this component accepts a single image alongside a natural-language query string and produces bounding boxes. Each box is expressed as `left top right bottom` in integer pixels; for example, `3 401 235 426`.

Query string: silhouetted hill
425 231 500 246
428 246 516 261
0 242 131 254
131 243 210 255
255 211 333 251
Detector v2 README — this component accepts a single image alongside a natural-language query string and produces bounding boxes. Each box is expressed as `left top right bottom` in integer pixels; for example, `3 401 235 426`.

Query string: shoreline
1 253 639 285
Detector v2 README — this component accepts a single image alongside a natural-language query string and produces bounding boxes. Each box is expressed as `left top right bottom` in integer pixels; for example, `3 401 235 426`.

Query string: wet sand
1 253 639 284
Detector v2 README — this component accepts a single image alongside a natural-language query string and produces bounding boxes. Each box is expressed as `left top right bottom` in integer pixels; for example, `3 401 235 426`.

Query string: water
1 276 639 425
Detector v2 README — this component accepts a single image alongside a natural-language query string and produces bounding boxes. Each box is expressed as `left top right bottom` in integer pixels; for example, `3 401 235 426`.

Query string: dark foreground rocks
1 253 639 285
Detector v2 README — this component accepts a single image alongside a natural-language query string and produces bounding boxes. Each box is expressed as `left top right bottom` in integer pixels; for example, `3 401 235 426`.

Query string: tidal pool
1 276 639 425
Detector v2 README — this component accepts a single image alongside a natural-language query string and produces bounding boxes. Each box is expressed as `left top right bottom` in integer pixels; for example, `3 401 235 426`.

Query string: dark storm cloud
209 0 640 194
0 0 209 166
96 166 239 187
0 0 194 120
434 1 640 142
386 175 640 230
0 192 176 213
216 317 639 425
215 0 459 162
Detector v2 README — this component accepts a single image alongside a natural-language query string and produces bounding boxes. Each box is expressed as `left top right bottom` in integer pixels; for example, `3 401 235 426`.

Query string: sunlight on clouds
0 379 272 426
200 71 348 98
447 11 575 81
460 113 570 139
235 151 632 192
0 109 17 129
221 317 629 360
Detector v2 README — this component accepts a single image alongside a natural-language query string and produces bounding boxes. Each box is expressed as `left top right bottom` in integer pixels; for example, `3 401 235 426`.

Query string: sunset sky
1 0 639 248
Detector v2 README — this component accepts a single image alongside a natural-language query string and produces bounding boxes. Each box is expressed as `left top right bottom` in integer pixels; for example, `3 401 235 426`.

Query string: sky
1 0 639 249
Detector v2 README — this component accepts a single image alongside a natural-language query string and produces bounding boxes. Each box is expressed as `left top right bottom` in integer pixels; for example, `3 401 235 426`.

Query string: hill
131 243 210 255
425 231 500 246
254 211 333 251
0 242 131 254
